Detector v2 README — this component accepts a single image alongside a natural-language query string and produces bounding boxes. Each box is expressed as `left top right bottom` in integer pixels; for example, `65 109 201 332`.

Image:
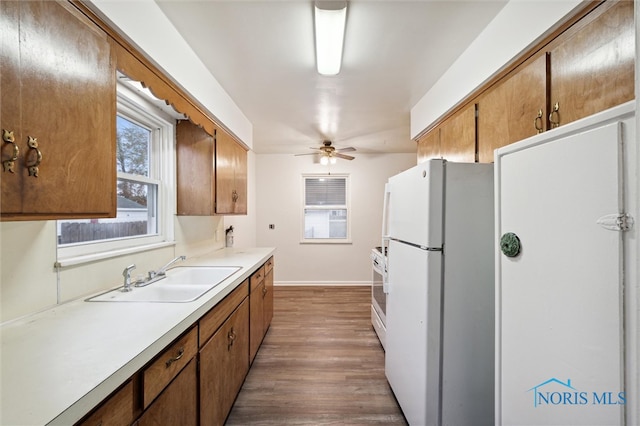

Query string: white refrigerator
494 101 638 425
384 159 495 426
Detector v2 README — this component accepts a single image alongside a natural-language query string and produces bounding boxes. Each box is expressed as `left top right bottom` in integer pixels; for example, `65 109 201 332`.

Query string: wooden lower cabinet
263 258 274 332
135 359 198 426
200 298 250 426
249 257 274 364
76 381 135 426
249 266 265 362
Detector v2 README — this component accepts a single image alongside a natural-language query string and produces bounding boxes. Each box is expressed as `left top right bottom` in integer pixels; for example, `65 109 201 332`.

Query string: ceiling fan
295 140 356 164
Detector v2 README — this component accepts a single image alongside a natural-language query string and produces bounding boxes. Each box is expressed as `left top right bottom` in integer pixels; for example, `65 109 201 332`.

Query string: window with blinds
302 175 350 242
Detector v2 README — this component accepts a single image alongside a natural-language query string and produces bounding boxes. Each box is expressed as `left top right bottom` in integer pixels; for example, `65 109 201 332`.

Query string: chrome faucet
136 255 187 287
122 264 136 292
150 255 186 278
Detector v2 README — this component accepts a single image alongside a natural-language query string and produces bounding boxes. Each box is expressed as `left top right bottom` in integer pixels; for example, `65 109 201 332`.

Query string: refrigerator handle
381 182 390 255
381 183 391 294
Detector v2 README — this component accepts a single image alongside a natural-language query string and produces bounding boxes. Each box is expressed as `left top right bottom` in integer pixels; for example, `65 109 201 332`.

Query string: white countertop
0 247 275 426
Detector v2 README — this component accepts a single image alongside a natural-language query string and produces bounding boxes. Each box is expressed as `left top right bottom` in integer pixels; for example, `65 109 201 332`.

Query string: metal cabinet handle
2 129 19 173
534 109 544 134
549 102 560 128
227 328 236 351
232 189 239 203
262 285 267 298
26 136 42 177
165 347 185 368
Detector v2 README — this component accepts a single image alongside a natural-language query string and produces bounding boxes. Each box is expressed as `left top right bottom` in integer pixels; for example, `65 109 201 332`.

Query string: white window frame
301 173 351 244
56 84 176 265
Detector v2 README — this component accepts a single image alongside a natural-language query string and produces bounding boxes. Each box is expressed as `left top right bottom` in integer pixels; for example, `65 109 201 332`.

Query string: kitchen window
302 174 350 243
56 82 175 263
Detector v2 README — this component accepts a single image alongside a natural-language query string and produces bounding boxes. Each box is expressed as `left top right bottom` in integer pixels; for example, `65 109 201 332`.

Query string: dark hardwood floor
225 286 406 425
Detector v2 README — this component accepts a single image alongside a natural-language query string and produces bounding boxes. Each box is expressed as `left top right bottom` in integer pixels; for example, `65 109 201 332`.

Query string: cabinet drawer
77 380 134 426
199 280 249 347
142 327 198 408
265 256 274 274
250 266 265 292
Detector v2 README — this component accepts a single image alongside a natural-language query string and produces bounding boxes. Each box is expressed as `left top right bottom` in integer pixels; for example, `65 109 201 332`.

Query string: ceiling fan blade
337 147 356 153
334 152 355 160
294 152 319 156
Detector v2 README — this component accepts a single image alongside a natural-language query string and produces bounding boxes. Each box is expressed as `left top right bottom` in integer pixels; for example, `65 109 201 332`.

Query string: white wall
255 153 415 284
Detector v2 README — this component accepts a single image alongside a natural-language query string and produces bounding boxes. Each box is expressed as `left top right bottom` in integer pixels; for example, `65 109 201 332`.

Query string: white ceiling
154 0 508 155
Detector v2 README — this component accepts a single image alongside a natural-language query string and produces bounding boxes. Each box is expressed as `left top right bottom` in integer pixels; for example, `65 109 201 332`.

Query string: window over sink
301 174 350 243
56 79 176 263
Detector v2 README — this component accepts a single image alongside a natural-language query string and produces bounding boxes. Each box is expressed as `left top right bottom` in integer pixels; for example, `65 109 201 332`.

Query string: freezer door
387 160 444 248
496 117 630 425
385 239 442 425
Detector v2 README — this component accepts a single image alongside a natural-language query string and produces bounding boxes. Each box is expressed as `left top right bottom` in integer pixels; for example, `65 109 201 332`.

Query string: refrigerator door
496 109 633 425
387 160 444 248
385 239 442 425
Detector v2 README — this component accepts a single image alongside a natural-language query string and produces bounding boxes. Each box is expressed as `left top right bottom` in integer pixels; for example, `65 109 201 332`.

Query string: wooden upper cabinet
477 54 547 163
176 120 216 215
416 128 440 164
1 1 116 220
548 0 634 128
216 129 248 215
439 104 476 163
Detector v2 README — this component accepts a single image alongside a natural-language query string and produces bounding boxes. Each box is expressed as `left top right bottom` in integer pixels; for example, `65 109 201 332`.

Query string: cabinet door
0 1 22 213
215 129 247 214
77 381 134 426
263 259 274 331
1 1 116 220
549 0 634 128
137 359 198 426
416 128 440 164
200 298 249 426
176 120 215 215
439 104 476 163
249 281 265 363
496 119 626 425
249 267 265 363
477 54 547 163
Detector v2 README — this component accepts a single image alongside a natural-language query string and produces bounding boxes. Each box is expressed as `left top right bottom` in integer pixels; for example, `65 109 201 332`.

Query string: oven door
371 249 387 348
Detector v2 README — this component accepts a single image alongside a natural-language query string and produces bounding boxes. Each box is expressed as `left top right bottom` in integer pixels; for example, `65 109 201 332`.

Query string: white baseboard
275 281 370 287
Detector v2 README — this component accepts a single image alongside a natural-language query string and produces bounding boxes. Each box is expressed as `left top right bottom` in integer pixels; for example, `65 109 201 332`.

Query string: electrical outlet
269 224 275 230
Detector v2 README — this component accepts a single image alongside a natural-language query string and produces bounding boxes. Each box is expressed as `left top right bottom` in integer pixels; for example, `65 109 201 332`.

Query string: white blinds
305 177 346 206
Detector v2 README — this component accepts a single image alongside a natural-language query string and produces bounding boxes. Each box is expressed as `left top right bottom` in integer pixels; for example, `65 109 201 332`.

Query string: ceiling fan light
320 155 330 165
330 156 337 165
314 1 347 76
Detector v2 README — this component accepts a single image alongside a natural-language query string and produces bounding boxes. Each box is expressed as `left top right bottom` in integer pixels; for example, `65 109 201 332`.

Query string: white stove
370 246 386 349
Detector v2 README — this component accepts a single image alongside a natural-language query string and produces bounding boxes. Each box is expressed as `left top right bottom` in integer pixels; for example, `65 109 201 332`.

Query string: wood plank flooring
225 286 407 425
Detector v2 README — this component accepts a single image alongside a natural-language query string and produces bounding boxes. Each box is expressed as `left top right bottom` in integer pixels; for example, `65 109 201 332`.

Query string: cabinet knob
534 109 544 134
232 189 239 203
549 102 560 128
500 232 521 258
227 327 236 351
2 129 19 173
26 136 42 177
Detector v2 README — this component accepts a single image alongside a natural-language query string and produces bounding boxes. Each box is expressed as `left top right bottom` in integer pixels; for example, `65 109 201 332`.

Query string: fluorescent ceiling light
314 1 347 76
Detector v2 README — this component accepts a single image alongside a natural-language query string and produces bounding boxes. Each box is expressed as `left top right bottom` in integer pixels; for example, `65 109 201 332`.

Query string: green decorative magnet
500 232 521 257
